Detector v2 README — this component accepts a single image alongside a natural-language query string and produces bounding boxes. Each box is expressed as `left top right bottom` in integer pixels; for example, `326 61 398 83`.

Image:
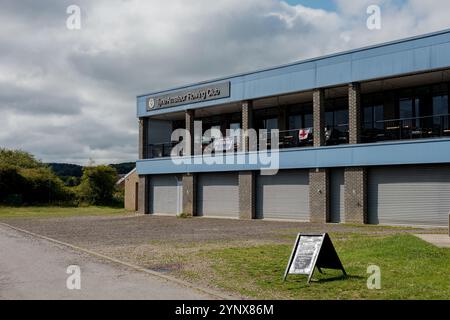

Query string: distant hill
47 162 136 178
47 163 83 177
109 162 136 175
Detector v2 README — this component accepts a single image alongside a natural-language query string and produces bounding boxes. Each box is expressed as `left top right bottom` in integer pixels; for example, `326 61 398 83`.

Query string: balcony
147 142 177 159
362 114 450 143
146 125 352 159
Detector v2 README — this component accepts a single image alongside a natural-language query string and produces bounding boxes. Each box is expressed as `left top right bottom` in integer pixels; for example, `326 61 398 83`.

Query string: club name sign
146 81 230 110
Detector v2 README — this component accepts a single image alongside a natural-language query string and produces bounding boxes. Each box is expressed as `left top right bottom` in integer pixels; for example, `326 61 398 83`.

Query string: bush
0 148 123 207
78 165 118 205
0 148 41 169
0 164 26 203
20 167 75 204
0 149 74 205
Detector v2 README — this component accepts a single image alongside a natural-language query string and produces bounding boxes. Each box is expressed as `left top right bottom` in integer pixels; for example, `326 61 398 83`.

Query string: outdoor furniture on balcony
363 114 450 143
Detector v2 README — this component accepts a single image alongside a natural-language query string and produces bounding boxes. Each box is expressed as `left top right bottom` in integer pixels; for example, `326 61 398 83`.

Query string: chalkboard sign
283 233 346 284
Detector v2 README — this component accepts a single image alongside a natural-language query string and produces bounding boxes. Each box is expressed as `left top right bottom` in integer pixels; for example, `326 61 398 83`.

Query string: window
325 111 334 128
230 122 241 130
363 104 383 129
362 82 449 142
335 109 348 127
304 114 313 128
288 114 302 130
265 118 278 131
433 94 448 126
399 98 413 119
287 102 313 130
363 106 373 129
433 95 448 115
254 107 278 133
373 105 384 129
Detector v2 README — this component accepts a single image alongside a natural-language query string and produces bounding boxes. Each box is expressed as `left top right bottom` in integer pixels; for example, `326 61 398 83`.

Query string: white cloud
0 0 449 165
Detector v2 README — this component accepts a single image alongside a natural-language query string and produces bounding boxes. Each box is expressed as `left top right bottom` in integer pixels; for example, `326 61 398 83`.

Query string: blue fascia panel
136 139 450 175
137 30 450 118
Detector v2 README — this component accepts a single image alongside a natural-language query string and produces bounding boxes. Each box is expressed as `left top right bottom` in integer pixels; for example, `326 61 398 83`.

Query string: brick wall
348 82 362 144
138 118 148 159
185 109 195 156
138 118 149 214
239 171 255 219
124 170 139 211
313 89 325 147
137 175 149 214
182 173 196 216
344 167 367 223
241 101 253 152
309 168 329 223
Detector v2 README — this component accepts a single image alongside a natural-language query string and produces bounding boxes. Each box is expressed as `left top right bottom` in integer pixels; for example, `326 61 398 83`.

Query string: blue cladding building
136 29 450 227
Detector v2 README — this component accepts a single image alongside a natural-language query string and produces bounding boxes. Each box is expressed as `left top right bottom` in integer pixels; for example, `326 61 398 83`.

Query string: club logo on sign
148 98 155 109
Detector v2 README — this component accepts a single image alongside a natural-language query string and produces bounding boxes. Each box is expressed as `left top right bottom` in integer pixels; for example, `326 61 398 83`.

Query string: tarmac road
0 224 212 300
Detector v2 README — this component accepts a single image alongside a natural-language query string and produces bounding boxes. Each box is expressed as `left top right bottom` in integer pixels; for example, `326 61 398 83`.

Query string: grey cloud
1 0 449 165
0 82 83 115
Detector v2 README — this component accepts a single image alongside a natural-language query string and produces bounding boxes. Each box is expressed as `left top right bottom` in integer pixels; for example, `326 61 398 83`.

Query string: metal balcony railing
362 114 450 143
258 125 348 150
147 142 177 159
145 115 450 159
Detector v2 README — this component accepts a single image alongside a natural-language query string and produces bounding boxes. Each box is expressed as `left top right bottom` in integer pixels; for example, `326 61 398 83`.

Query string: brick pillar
138 118 148 159
185 109 195 156
309 168 329 223
348 82 362 144
137 175 149 214
278 108 287 132
241 101 253 152
182 173 196 216
344 167 367 224
313 89 325 147
239 171 255 219
137 118 149 214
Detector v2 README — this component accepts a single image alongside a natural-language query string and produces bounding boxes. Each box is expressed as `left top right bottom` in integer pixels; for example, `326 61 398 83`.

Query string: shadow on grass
311 274 364 283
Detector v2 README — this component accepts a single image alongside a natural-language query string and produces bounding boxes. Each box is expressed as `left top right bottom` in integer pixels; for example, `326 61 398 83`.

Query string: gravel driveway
0 214 443 248
1 213 444 297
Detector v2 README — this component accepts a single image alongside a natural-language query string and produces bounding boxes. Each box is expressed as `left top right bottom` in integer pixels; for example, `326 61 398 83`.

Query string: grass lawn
0 208 447 299
187 233 450 299
0 206 128 219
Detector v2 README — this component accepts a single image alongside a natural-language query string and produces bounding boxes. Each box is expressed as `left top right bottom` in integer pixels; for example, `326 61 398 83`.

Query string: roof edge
137 28 450 98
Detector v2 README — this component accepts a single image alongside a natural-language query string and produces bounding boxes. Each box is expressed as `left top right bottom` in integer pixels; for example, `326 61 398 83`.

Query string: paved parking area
0 214 444 249
0 224 213 300
1 213 446 299
414 233 450 248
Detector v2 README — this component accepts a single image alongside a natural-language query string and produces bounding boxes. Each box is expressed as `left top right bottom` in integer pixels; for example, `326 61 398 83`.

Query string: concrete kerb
0 222 237 300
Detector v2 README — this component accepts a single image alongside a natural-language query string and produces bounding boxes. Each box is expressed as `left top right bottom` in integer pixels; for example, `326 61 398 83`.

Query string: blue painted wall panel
316 61 352 87
137 30 450 118
431 42 450 69
136 139 450 175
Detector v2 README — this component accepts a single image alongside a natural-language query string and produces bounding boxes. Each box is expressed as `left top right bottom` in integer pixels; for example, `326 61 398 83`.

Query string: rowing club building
135 30 450 227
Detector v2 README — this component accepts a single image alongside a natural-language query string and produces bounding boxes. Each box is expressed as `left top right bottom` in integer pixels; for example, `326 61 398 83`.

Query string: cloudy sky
1 0 450 165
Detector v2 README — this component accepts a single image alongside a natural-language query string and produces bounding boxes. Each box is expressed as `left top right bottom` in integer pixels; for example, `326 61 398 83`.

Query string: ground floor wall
139 164 450 227
124 170 139 211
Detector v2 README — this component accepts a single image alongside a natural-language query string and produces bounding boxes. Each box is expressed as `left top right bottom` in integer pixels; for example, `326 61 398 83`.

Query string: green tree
20 167 73 204
78 165 118 205
0 148 41 168
0 148 74 205
0 164 26 204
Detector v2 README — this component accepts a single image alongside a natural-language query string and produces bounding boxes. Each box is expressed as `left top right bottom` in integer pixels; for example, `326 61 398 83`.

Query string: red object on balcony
299 129 310 140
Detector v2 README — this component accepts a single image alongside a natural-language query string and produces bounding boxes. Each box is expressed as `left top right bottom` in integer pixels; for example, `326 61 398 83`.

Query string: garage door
149 175 182 215
197 173 239 218
330 169 345 223
256 170 309 220
368 166 450 226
